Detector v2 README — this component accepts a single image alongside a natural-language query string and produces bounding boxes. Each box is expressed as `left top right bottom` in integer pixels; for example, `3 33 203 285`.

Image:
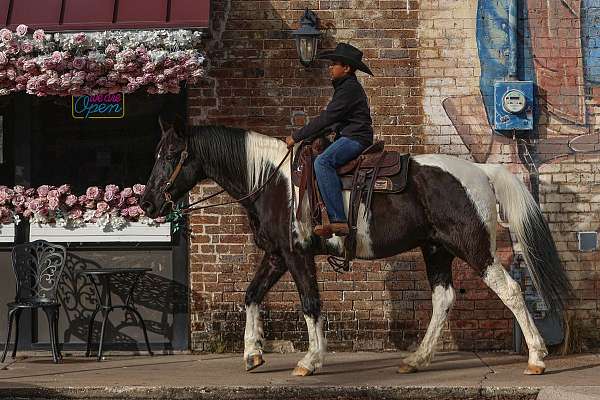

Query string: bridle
161 142 189 212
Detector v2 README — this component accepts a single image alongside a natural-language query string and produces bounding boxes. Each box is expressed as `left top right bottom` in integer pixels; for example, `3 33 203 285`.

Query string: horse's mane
159 124 288 193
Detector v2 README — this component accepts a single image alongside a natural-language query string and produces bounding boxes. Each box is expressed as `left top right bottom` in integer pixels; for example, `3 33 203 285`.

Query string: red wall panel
116 0 168 24
62 0 115 26
2 0 209 30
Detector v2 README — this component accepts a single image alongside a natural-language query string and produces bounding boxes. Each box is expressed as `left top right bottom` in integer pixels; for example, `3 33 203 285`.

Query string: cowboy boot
314 222 349 237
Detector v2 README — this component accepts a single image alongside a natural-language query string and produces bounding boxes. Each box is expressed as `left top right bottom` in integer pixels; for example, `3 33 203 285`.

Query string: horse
140 124 573 376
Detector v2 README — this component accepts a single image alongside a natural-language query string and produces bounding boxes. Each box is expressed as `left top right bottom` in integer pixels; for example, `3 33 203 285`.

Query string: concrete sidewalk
0 351 598 399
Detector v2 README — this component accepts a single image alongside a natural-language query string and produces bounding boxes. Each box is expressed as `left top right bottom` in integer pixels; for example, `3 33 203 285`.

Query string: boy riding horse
285 43 374 237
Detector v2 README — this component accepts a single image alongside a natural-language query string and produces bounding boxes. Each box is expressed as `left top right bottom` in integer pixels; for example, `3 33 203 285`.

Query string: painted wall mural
442 0 600 165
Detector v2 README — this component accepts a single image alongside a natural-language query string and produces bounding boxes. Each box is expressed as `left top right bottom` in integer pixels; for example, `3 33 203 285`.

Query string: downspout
508 0 525 354
507 0 518 80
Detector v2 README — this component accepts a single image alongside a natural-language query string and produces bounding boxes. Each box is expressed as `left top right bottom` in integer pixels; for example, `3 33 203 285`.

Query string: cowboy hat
318 43 373 76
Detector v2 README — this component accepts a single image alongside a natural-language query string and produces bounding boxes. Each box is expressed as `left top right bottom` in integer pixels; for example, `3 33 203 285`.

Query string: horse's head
140 117 203 218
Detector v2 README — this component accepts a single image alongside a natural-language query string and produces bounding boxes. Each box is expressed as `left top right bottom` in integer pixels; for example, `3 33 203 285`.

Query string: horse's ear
172 114 187 138
158 115 171 137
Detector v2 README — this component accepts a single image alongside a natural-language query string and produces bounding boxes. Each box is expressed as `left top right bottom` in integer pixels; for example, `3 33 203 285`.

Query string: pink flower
6 68 16 80
96 77 108 87
21 41 33 54
127 206 140 218
13 185 24 194
51 51 63 63
105 44 119 56
73 32 87 44
23 209 32 218
121 49 135 62
126 196 137 205
142 63 156 73
58 184 70 194
95 201 109 215
12 195 25 207
0 52 8 65
23 59 36 72
0 29 12 43
120 187 133 198
15 24 28 37
78 194 88 204
37 185 50 197
72 57 86 70
154 216 166 223
48 197 59 210
29 198 43 211
69 208 83 220
25 188 35 196
65 194 77 207
133 184 145 195
120 208 129 217
33 29 45 42
86 186 101 200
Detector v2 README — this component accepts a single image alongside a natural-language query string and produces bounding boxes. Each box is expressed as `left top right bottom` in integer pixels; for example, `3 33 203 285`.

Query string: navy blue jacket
292 74 373 147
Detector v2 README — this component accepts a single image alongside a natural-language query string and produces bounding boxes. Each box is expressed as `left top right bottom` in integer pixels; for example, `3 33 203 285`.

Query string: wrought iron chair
1 240 67 363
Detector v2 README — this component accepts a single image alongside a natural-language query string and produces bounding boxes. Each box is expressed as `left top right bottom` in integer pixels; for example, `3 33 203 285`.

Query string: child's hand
285 136 295 148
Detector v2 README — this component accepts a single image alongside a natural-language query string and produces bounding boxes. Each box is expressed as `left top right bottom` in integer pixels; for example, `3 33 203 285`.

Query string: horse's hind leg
398 243 455 373
244 252 287 371
284 251 325 377
482 260 547 375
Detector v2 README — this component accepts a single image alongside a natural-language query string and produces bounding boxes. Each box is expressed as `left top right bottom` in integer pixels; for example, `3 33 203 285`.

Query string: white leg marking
404 285 456 368
244 304 264 359
297 315 327 371
483 262 547 368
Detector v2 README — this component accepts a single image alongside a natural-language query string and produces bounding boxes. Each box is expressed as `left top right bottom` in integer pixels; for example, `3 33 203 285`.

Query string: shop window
26 92 184 194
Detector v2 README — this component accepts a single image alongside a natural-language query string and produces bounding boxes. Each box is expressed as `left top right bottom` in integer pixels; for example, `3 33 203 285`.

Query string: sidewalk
0 351 599 399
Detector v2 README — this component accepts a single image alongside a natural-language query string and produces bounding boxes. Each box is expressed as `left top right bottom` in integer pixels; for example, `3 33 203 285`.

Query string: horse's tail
476 163 573 311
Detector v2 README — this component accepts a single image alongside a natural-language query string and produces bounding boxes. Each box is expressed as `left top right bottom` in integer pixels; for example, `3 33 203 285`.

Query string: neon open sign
72 93 125 119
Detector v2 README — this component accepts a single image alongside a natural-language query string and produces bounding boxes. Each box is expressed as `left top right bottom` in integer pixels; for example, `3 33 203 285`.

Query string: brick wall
186 0 600 353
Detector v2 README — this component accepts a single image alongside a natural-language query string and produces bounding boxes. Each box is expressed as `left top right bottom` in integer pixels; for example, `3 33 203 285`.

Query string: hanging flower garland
0 25 205 97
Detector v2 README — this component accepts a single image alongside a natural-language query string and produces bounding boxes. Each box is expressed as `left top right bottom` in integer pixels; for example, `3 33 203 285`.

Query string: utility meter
502 89 526 114
494 81 534 131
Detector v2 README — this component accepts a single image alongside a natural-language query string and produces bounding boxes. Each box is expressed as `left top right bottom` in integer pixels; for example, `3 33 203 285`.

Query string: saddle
291 137 411 271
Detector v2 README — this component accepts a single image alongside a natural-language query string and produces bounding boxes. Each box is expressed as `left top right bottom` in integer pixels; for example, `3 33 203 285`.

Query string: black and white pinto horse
141 125 572 376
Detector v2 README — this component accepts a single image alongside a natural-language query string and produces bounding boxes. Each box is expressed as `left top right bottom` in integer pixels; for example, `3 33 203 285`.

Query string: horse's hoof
245 354 265 372
523 364 545 375
292 366 314 376
397 362 418 374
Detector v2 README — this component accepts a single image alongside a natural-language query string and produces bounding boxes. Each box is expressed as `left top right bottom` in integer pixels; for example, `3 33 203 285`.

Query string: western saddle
291 137 410 271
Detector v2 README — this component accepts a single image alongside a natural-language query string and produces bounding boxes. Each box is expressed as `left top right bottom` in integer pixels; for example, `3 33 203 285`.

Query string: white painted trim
29 222 171 243
0 223 15 243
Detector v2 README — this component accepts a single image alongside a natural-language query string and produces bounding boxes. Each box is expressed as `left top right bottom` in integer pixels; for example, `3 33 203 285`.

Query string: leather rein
161 142 293 216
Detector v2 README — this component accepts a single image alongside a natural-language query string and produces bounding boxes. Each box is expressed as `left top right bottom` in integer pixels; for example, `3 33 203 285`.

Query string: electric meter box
494 81 534 131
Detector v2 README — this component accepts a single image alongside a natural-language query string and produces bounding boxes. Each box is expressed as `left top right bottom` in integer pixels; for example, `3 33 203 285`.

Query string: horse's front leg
244 252 287 371
284 252 326 377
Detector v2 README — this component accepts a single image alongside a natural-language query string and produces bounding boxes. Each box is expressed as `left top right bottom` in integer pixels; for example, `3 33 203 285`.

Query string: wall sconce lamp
292 9 321 67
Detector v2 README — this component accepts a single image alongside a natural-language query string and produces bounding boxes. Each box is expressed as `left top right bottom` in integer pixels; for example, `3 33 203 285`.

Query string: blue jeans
314 137 367 223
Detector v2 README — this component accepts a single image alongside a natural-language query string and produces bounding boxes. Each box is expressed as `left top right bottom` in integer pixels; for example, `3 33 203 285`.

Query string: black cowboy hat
318 43 373 76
